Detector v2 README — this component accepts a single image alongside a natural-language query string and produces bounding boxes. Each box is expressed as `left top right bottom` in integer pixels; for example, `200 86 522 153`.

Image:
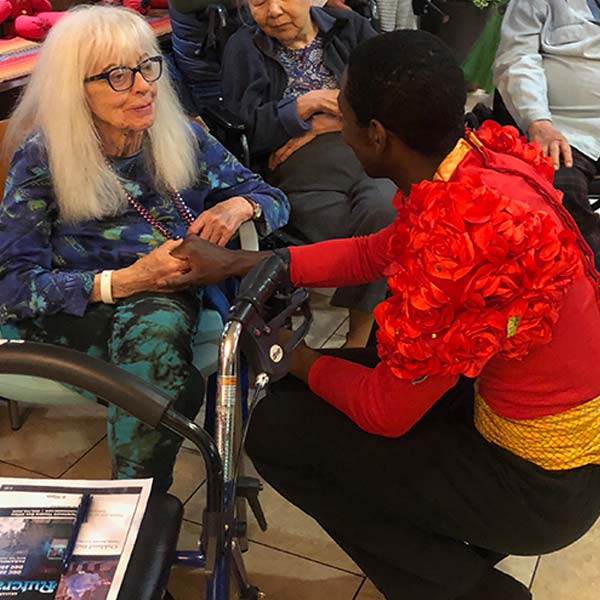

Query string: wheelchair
0 255 312 600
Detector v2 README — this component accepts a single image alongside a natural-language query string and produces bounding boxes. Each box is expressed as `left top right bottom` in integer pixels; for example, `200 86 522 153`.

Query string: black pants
554 148 600 269
245 349 600 600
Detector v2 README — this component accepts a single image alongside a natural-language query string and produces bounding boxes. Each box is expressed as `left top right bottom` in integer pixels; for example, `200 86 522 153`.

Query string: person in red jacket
162 31 600 600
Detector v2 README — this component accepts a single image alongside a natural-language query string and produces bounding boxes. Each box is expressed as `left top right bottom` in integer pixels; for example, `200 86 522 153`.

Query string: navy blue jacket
169 1 236 88
221 8 376 161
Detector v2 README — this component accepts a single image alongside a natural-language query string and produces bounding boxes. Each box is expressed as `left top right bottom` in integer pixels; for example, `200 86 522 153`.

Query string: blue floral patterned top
276 34 338 100
0 122 289 322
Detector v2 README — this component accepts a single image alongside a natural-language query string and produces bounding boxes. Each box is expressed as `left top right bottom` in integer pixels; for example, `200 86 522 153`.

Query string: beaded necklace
106 157 195 240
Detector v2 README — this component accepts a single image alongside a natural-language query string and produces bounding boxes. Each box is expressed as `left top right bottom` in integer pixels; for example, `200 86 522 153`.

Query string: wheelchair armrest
239 220 259 251
203 103 246 133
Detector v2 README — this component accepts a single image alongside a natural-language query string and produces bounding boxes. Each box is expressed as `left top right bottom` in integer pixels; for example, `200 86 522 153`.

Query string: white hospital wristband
100 270 115 304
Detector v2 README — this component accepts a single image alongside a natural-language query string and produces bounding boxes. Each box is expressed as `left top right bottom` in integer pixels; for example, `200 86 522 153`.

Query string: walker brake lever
240 287 312 383
229 255 313 382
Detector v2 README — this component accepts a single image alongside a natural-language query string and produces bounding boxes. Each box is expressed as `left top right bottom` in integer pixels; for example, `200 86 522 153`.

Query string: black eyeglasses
84 56 163 92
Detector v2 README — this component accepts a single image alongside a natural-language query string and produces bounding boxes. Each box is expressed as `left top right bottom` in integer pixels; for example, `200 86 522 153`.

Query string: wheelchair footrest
236 476 268 532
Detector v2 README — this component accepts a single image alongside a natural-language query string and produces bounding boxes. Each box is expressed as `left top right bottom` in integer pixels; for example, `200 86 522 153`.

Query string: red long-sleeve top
288 130 600 438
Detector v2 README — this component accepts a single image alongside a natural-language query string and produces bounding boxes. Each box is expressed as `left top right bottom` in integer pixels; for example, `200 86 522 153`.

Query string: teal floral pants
3 292 204 493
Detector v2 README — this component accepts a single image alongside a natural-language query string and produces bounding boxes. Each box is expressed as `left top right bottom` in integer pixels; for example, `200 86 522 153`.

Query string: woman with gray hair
0 4 289 492
221 0 397 347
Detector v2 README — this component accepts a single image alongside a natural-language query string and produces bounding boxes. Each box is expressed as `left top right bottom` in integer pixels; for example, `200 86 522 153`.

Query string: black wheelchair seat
119 494 184 600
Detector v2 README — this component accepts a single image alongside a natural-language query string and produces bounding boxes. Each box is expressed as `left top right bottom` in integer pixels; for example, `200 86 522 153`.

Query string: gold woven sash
474 391 600 470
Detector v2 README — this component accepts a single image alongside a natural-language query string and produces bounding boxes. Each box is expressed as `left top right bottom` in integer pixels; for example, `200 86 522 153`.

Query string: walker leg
206 548 231 600
235 495 249 553
231 538 264 600
234 398 250 553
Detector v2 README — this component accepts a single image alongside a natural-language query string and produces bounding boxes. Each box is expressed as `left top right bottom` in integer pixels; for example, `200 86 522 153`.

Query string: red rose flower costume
377 151 580 379
287 122 600 469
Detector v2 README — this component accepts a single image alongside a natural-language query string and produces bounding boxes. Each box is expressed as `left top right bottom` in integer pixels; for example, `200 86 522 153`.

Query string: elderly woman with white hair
0 5 289 492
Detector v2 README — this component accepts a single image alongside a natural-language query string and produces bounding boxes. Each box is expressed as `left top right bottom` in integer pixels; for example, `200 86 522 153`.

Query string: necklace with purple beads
107 157 195 240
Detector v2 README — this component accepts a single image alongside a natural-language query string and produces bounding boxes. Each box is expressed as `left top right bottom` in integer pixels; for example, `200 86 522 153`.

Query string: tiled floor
1 291 598 599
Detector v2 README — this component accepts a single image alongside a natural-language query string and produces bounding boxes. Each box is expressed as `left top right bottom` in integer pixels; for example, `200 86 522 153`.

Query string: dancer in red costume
164 31 600 600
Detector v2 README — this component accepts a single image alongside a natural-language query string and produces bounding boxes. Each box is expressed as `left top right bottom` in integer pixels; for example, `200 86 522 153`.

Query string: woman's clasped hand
268 113 343 170
111 239 188 297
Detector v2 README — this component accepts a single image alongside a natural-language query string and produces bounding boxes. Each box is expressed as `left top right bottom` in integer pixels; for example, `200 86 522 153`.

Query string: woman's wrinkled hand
311 113 343 135
161 235 240 290
113 239 191 296
187 196 254 246
296 89 341 120
268 114 342 170
269 131 316 170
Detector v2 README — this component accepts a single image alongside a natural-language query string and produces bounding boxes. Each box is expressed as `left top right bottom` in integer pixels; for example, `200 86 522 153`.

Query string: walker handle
229 255 288 323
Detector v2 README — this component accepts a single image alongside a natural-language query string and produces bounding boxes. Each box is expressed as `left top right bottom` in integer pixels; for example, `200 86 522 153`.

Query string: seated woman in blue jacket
221 0 397 347
0 5 288 493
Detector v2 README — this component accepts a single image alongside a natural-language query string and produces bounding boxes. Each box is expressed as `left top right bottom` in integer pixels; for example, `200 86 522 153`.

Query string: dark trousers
554 148 600 269
268 133 397 312
245 348 600 600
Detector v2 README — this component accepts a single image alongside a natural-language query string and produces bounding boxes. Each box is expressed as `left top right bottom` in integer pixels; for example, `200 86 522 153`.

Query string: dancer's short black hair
346 30 467 158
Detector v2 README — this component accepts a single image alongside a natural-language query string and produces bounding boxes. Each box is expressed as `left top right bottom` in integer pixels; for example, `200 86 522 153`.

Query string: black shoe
470 545 508 568
458 568 532 600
